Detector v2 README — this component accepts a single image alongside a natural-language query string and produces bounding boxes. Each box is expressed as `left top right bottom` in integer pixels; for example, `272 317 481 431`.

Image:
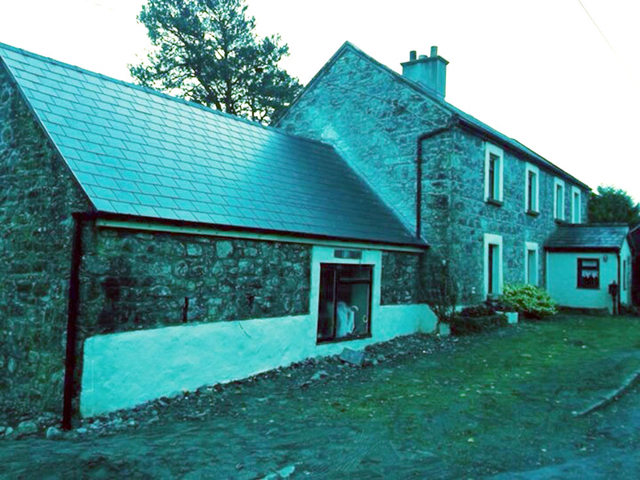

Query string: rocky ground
1 315 639 479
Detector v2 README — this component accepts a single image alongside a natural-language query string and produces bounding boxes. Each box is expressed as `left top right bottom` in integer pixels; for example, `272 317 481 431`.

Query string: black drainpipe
617 251 622 315
415 115 459 240
62 211 93 430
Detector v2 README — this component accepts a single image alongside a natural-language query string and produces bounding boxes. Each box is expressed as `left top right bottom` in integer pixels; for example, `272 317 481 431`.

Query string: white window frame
484 143 504 203
571 186 582 223
483 233 503 298
553 178 565 221
524 241 539 286
524 163 540 213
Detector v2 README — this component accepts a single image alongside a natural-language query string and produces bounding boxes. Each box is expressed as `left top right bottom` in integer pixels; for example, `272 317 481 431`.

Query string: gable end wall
279 47 452 233
0 62 92 419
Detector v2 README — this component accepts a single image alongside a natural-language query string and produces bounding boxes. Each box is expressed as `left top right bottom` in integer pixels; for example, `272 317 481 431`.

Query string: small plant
502 284 558 319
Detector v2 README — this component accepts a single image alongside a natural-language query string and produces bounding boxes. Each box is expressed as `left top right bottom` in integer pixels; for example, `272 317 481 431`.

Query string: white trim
484 143 504 202
310 246 381 343
553 178 565 220
483 233 503 297
571 186 582 223
525 241 539 285
95 219 425 253
524 163 540 213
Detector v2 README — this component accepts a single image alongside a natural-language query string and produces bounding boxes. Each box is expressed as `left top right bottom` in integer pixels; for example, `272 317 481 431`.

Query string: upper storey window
484 143 504 204
554 178 565 221
571 187 582 223
525 163 539 214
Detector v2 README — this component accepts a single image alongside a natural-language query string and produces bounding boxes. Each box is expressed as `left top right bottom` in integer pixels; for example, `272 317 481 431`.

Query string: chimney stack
401 46 448 99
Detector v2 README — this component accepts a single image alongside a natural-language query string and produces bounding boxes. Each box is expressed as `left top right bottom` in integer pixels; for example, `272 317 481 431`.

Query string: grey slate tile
1 42 422 246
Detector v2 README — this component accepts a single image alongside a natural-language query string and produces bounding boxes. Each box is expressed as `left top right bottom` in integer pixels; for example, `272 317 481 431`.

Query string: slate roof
283 42 590 191
545 224 629 252
0 43 423 247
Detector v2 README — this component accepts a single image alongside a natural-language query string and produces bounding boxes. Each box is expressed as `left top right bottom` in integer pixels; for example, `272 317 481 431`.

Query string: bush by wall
450 305 507 336
502 284 558 319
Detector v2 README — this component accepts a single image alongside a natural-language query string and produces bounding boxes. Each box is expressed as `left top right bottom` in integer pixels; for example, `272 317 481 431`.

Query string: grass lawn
343 314 640 476
1 314 639 479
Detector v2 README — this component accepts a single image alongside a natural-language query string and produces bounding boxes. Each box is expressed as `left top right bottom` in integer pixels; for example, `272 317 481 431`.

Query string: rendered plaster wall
0 62 91 417
80 244 435 416
547 252 618 312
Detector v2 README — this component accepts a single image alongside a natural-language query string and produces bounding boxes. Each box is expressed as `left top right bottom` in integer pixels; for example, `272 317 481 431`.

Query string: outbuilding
546 224 632 313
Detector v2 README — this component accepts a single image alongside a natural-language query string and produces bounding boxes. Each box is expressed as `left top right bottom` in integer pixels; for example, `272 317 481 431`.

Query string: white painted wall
80 245 436 417
620 240 632 306
547 251 619 311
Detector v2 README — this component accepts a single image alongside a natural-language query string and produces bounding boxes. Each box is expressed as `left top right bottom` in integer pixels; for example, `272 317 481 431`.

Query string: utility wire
577 0 639 89
577 0 617 54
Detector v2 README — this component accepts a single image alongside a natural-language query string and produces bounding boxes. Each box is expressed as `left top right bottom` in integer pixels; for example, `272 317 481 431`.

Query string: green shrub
450 313 507 336
502 284 557 319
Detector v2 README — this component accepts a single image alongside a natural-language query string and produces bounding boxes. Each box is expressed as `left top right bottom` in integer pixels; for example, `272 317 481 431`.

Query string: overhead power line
576 0 639 90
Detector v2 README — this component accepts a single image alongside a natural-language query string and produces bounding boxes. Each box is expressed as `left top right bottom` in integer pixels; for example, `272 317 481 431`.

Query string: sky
1 0 639 202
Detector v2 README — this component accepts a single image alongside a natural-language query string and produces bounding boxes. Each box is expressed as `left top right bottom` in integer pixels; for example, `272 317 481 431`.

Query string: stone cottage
0 43 432 423
277 42 593 304
0 40 632 425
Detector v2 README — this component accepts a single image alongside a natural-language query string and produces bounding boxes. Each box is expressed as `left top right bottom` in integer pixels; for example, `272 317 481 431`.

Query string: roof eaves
544 246 620 253
93 211 430 250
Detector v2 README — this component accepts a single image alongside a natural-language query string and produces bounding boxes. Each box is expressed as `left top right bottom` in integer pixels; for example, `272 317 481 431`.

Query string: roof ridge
0 41 334 150
282 41 590 191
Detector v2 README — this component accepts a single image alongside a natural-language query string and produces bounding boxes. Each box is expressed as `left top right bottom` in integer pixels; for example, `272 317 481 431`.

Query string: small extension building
546 224 633 312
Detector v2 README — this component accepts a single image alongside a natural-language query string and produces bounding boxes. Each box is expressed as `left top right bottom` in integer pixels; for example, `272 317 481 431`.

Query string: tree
588 185 640 228
130 0 302 124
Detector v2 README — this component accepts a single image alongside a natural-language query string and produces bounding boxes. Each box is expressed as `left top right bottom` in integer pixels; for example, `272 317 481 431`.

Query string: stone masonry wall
449 129 591 304
79 228 312 338
279 46 591 306
380 252 424 305
0 63 92 419
278 47 452 232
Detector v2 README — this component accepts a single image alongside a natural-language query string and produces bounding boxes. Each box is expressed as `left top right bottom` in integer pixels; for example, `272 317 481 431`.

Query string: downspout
62 211 92 430
617 251 621 315
416 114 459 239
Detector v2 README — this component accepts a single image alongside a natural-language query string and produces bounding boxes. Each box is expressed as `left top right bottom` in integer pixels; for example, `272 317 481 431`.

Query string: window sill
554 218 567 225
486 198 503 207
316 333 372 345
526 210 540 217
577 286 600 290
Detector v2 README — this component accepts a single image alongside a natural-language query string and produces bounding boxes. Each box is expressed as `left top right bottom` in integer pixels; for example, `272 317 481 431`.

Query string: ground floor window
525 242 539 286
484 233 503 298
317 264 372 343
577 258 599 289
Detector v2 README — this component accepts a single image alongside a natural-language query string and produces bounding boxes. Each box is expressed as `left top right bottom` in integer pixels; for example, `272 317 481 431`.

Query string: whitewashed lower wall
80 303 435 417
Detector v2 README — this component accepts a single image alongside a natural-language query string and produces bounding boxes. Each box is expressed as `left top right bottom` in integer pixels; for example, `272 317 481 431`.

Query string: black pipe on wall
62 212 93 430
415 115 459 240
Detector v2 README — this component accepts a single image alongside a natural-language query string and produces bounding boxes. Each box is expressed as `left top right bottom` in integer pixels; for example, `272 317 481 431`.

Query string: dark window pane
317 264 372 342
317 267 336 341
577 258 600 289
336 282 370 338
